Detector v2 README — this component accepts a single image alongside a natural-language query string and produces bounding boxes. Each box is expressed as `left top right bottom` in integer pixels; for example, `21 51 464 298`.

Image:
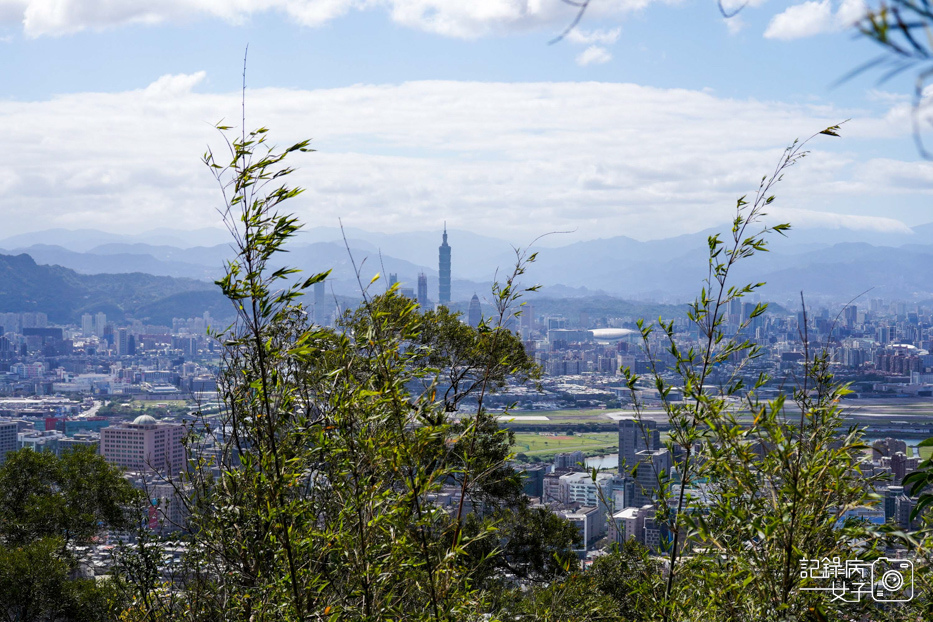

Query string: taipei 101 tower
438 224 451 306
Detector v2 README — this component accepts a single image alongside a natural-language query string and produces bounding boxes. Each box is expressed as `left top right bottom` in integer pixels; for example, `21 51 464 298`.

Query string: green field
512 432 617 458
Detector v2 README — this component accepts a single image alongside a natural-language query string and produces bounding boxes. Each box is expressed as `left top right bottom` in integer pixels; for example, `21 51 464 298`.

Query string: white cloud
0 0 665 38
719 0 769 12
0 1 313 37
764 0 833 40
143 71 206 97
13 0 364 37
0 0 875 45
836 0 866 27
865 89 910 104
764 0 866 40
576 45 612 66
566 27 621 46
770 208 913 233
724 15 745 36
0 75 928 241
566 28 620 67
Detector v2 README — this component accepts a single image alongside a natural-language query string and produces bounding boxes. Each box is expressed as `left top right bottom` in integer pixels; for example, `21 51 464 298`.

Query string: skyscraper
313 280 326 326
520 304 535 332
81 314 94 337
0 422 16 465
438 224 451 306
417 273 429 307
468 294 481 327
117 328 129 356
632 449 671 507
618 418 660 476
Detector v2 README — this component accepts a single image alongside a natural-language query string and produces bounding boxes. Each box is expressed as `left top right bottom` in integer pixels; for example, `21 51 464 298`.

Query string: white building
101 415 186 474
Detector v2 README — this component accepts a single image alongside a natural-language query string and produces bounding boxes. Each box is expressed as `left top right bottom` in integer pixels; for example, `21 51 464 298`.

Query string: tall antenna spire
439 223 451 305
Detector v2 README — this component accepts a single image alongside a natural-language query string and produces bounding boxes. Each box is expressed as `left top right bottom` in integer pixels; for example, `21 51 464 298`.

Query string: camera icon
871 558 914 602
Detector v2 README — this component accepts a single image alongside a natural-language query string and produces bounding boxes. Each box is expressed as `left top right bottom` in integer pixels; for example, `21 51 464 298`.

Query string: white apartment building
101 415 185 474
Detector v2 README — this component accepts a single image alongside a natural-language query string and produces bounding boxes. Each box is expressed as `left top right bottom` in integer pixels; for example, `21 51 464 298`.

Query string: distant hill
0 253 230 325
0 227 231 252
6 223 933 309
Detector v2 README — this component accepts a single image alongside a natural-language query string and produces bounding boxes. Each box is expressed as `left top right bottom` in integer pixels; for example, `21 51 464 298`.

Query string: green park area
512 431 617 460
98 398 191 418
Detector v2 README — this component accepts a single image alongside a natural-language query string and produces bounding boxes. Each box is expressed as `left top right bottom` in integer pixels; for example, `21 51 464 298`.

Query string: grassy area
512 432 617 457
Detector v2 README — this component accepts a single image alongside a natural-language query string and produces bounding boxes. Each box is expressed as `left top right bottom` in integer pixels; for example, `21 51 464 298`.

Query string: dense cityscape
3 1 933 619
0 227 931 590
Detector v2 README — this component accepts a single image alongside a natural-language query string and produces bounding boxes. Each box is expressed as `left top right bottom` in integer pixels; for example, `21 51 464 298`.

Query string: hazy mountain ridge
2 222 932 313
0 253 228 325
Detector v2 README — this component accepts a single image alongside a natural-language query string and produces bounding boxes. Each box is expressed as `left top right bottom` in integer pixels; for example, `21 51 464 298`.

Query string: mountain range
0 253 230 325
1 221 931 324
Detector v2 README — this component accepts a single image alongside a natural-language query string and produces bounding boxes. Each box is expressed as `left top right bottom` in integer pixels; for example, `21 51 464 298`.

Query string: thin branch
548 0 592 45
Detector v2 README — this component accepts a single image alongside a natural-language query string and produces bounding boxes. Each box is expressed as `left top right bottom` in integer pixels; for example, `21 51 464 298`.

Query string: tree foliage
0 447 136 547
112 119 560 622
0 448 137 622
610 127 928 622
106 115 933 622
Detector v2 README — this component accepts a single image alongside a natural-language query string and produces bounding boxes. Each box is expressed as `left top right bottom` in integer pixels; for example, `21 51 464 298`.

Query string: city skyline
1 3 932 616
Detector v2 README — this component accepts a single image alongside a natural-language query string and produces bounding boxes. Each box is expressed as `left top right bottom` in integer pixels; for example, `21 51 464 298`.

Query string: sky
0 0 930 244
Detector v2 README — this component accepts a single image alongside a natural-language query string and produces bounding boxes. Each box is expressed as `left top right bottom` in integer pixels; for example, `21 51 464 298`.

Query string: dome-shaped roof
589 328 637 341
132 414 158 426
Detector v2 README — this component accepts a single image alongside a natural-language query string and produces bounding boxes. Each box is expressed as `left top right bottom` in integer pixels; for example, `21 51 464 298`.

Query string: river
585 454 619 470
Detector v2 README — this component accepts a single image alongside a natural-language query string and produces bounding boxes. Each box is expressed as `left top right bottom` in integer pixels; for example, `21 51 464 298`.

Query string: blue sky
0 0 929 243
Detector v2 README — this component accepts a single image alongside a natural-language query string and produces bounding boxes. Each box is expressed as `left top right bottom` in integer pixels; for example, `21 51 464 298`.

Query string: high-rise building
885 486 903 524
843 305 858 327
618 418 660 476
520 304 535 332
468 294 481 327
0 422 17 465
100 415 186 474
891 452 908 483
81 314 94 337
95 312 107 337
417 273 429 307
632 449 672 507
313 280 327 326
117 328 129 356
554 451 585 470
438 225 451 305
